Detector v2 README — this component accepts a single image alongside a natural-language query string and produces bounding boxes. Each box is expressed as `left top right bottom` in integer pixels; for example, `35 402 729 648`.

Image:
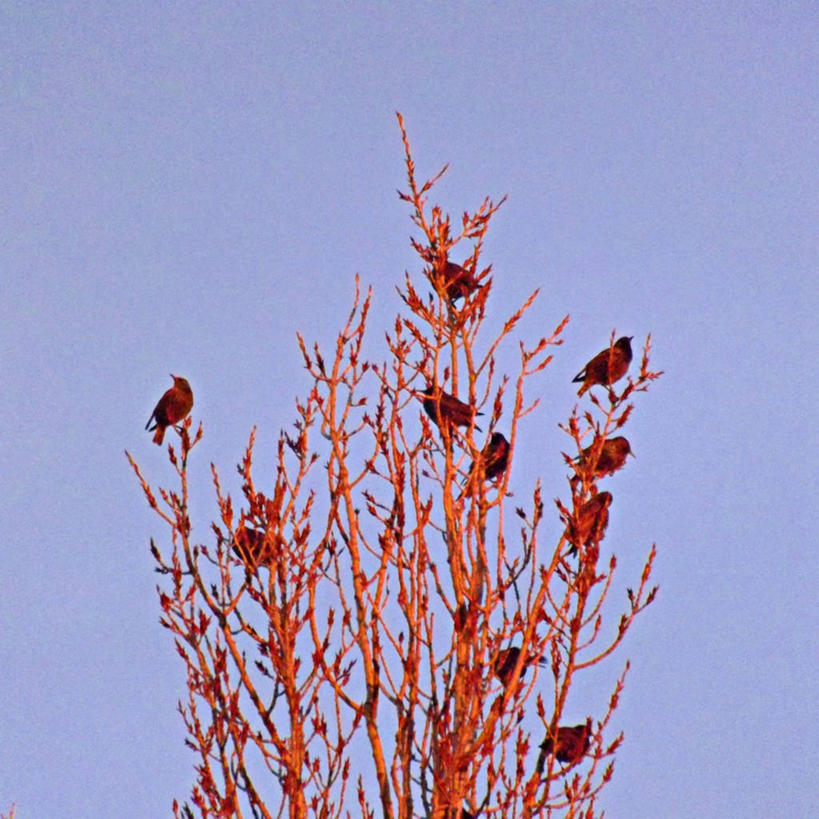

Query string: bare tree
128 114 661 819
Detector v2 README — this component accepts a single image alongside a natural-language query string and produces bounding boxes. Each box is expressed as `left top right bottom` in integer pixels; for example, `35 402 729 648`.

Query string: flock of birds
414 258 637 796
142 258 637 805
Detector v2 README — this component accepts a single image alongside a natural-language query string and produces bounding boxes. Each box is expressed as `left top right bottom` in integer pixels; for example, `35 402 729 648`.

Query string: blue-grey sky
2 3 817 817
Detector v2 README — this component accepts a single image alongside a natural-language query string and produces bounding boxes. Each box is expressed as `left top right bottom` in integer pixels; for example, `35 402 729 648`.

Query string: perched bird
572 336 633 397
537 722 591 771
146 375 194 445
565 491 612 556
493 645 546 688
231 525 271 569
437 259 482 302
444 809 475 819
469 432 510 483
575 436 633 482
421 386 482 431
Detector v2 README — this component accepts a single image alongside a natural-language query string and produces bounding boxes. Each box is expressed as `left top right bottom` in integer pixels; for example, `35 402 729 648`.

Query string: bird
572 336 633 397
231 525 272 569
565 491 612 556
575 436 633 482
493 645 546 688
145 375 194 445
469 432 510 483
444 809 475 819
421 386 482 431
437 259 482 302
537 722 591 771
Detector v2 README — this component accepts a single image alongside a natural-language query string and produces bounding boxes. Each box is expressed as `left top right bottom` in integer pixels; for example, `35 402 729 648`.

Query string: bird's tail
535 744 549 776
152 426 165 445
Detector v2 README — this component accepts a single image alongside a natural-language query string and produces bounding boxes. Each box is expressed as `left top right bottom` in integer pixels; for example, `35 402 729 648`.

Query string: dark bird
421 386 482 431
537 722 591 771
493 645 546 688
469 432 510 483
575 436 633 482
444 810 475 819
572 336 633 397
565 491 612 556
231 525 271 569
438 260 482 302
444 809 475 819
146 375 194 445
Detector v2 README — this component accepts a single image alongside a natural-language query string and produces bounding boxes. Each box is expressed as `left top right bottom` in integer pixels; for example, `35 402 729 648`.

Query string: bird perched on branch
437 259 482 302
469 432 510 484
145 375 193 445
421 386 482 431
574 436 633 483
573 336 633 397
565 491 612 556
493 645 546 688
231 525 272 570
444 809 475 819
537 721 591 771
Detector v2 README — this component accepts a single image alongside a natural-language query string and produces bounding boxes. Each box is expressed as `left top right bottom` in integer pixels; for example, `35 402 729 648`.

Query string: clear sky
2 3 817 817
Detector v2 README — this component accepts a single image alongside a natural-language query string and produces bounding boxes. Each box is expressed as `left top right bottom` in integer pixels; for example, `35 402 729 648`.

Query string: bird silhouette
565 491 611 556
574 436 633 483
493 645 546 688
421 386 482 431
438 259 482 302
146 375 193 445
443 809 475 819
469 432 510 484
231 525 272 570
537 721 591 771
573 336 633 397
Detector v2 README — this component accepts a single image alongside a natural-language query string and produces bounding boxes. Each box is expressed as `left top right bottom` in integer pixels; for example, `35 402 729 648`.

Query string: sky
2 2 817 817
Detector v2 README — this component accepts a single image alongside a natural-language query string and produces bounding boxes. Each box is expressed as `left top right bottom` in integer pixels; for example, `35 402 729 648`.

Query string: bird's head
615 436 634 457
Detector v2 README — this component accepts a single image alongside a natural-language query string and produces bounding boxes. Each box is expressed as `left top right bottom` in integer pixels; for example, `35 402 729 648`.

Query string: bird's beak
169 373 175 379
